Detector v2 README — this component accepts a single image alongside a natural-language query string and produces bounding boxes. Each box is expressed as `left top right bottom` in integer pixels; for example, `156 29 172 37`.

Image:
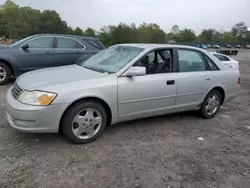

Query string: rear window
83 39 105 50
213 54 230 61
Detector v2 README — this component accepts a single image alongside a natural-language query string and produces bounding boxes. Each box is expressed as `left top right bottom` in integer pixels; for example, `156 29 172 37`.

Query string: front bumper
6 87 67 133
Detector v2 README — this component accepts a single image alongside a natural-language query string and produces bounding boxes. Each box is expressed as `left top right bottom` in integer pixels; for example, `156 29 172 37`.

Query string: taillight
238 77 241 85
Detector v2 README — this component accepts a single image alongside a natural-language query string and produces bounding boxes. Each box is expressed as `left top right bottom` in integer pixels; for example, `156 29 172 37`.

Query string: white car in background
211 52 239 69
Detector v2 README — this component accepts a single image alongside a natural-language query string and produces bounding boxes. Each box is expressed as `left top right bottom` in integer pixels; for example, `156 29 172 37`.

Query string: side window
57 38 83 49
178 49 206 72
134 49 172 74
27 37 53 48
213 54 230 61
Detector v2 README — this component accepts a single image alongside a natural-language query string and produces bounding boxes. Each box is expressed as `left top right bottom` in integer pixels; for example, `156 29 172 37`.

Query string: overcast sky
2 0 250 33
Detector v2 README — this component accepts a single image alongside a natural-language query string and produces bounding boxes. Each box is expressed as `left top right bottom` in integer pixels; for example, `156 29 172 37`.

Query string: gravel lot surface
0 50 250 188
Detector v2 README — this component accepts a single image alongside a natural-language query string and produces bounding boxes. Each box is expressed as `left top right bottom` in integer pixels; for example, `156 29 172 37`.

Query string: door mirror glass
21 43 29 49
123 66 146 77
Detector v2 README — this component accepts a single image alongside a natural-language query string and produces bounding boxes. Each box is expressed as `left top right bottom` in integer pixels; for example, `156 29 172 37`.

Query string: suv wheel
62 100 108 144
0 62 12 85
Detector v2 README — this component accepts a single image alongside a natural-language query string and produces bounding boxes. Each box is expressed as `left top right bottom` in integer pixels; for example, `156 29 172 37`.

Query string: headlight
18 90 57 106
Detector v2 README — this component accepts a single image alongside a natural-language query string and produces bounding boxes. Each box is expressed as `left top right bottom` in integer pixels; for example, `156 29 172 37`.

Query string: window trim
19 36 55 49
176 48 208 73
202 53 220 71
83 39 105 50
132 48 175 74
55 36 86 50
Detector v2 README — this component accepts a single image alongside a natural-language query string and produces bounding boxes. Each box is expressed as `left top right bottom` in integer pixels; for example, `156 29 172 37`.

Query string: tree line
1 0 250 46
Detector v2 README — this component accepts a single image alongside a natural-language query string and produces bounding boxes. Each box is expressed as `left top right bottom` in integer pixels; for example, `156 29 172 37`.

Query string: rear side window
83 39 105 50
57 38 84 49
178 49 206 72
213 54 230 61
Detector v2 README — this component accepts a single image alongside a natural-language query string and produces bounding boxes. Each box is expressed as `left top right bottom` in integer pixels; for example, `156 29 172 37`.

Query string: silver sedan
6 44 241 144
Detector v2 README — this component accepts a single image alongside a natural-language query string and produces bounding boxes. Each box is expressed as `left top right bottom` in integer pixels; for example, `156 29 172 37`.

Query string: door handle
166 80 175 85
76 51 81 54
206 77 211 80
45 51 51 55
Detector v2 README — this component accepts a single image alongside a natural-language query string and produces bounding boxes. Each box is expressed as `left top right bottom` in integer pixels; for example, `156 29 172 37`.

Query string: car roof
29 34 98 40
116 43 204 51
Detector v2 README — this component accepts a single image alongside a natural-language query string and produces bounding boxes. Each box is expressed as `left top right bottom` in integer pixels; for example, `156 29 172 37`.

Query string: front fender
58 91 119 125
0 53 19 76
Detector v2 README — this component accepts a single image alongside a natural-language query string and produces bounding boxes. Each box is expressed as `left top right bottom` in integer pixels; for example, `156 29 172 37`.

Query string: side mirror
21 43 29 49
122 66 146 77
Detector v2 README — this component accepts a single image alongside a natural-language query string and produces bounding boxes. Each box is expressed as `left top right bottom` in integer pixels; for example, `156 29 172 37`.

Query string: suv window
213 54 230 61
134 49 172 74
178 49 206 72
57 38 83 49
27 37 53 48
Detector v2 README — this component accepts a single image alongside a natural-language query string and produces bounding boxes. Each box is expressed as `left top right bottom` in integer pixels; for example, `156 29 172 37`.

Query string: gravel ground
0 54 250 188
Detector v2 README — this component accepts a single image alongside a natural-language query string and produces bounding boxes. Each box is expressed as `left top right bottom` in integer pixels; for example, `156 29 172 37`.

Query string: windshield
82 45 144 73
8 36 34 47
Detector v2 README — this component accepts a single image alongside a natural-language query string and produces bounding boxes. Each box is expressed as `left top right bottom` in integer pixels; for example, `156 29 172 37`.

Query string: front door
54 37 85 66
118 49 177 121
18 36 55 73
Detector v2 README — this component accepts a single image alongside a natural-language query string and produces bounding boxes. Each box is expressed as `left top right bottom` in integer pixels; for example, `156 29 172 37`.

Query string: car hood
0 45 8 49
16 65 109 90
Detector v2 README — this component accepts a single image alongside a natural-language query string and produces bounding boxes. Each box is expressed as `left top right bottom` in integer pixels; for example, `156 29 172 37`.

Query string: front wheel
200 90 221 119
62 100 108 144
0 62 12 85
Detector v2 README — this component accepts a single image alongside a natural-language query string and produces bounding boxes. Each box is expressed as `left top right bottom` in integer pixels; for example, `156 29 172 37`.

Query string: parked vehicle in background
236 45 241 48
245 45 250 49
200 44 208 49
6 44 240 144
225 44 232 48
0 34 105 85
212 44 220 49
211 52 239 69
207 44 212 48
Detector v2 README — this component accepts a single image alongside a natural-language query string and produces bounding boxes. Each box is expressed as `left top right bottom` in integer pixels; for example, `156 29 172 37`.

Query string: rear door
175 48 212 112
54 37 85 66
18 36 55 73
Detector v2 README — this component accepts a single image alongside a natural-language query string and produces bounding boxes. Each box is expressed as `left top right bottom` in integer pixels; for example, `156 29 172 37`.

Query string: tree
232 22 249 41
220 31 236 42
39 10 68 34
84 27 96 37
137 23 166 43
171 25 180 34
73 27 84 36
0 0 23 38
198 29 214 42
178 29 196 42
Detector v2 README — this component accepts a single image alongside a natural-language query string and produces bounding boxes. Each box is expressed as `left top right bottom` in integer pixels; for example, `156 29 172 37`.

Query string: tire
62 100 108 144
0 62 12 85
199 90 221 119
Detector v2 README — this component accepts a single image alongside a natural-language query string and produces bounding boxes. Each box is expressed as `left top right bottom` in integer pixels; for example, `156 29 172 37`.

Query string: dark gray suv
0 34 105 85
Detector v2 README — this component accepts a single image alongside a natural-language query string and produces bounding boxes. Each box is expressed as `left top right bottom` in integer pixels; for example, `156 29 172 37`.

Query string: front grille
12 82 24 99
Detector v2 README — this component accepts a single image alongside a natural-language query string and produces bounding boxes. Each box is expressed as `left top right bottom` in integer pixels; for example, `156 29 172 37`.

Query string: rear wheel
0 62 12 85
200 90 221 119
62 100 107 144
